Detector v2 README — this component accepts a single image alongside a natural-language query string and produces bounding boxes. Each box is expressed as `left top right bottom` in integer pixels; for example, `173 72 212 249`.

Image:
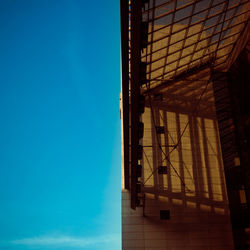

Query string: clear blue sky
0 1 121 249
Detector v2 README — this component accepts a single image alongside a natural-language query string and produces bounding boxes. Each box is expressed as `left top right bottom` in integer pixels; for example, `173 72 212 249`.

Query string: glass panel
174 5 193 22
194 0 211 14
208 2 224 17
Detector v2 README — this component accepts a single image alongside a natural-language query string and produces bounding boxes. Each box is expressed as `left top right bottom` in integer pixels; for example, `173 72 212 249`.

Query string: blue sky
0 1 121 249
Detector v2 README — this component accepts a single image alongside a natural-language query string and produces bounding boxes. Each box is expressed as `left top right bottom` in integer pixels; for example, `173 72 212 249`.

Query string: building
120 0 250 249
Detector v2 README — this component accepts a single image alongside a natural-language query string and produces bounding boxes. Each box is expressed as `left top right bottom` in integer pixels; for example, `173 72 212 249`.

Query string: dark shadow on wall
139 77 234 249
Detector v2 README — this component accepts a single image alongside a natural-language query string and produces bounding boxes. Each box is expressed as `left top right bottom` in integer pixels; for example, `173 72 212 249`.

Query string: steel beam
120 0 130 190
130 0 141 209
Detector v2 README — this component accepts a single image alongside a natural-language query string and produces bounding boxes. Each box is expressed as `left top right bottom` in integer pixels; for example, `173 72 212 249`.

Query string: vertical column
120 0 130 190
212 70 250 249
130 0 142 209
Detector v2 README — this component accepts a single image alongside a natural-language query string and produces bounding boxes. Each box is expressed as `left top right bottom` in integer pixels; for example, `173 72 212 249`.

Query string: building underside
120 0 250 249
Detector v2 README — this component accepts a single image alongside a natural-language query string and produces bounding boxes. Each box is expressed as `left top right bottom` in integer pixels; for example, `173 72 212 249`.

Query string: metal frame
120 0 250 209
140 0 249 90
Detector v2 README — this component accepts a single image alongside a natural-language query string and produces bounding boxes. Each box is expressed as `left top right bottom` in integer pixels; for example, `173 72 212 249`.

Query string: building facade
120 0 250 249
